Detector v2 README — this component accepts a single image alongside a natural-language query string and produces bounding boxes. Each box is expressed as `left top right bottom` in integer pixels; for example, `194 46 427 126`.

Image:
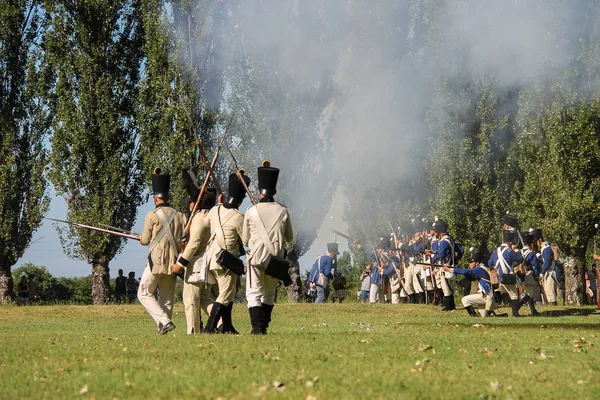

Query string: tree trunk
286 250 303 303
91 259 110 305
561 256 584 306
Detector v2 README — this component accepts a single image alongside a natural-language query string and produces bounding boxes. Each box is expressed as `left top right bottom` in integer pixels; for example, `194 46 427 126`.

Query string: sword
47 218 140 241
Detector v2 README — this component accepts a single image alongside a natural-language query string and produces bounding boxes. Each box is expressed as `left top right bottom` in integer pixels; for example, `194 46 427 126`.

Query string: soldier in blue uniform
307 243 338 303
488 230 523 316
518 230 541 316
428 219 463 311
535 229 558 305
443 248 496 317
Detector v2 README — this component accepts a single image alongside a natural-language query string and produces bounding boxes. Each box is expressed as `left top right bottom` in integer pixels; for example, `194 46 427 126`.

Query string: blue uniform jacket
487 244 523 280
454 265 493 295
308 254 333 284
382 260 401 278
364 250 384 285
523 248 539 277
432 235 461 266
541 244 554 275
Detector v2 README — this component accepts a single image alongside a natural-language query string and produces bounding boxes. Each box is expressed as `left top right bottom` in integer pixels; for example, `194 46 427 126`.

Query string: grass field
1 302 599 400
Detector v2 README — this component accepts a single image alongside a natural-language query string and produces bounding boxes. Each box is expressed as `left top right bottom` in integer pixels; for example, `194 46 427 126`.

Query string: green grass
1 302 599 400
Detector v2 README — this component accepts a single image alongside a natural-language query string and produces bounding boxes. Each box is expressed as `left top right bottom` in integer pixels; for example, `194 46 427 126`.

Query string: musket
225 142 256 205
331 229 352 241
99 223 141 237
183 114 233 236
179 94 223 195
47 218 139 241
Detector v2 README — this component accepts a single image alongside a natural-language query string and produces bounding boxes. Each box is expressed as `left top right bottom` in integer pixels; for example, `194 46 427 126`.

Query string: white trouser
523 271 542 303
543 271 558 303
369 283 382 303
213 269 237 305
436 271 453 296
183 280 216 334
138 265 176 327
246 264 279 307
462 292 497 316
390 280 401 304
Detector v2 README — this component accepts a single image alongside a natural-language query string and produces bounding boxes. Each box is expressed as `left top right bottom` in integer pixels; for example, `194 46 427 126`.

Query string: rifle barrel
46 218 140 241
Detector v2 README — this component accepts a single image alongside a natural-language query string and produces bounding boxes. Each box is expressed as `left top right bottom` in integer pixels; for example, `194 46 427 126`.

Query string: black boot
510 299 520 317
419 292 426 304
401 296 408 303
518 293 531 308
528 299 541 316
437 289 444 306
220 303 239 335
249 306 266 335
427 290 434 304
204 302 223 334
262 303 274 331
464 305 478 317
441 296 450 311
448 295 456 311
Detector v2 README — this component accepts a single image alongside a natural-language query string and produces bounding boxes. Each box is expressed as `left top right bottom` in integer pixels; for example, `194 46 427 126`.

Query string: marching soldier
307 243 338 303
488 230 523 316
444 248 496 317
242 161 294 334
202 172 250 334
138 169 187 335
535 229 558 305
175 179 218 334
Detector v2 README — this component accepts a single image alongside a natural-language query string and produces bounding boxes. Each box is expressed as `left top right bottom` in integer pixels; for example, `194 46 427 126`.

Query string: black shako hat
469 248 482 263
257 160 279 197
152 168 171 199
522 229 535 246
225 171 250 206
502 230 515 243
434 219 448 235
503 213 518 230
533 228 543 241
200 188 217 210
327 242 339 255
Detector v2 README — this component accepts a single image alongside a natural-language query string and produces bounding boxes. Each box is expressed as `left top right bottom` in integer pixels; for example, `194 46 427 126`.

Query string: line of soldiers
330 214 561 317
136 161 294 335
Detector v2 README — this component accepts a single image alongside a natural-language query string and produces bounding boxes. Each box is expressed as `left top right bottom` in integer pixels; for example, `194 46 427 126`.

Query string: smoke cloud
183 0 592 259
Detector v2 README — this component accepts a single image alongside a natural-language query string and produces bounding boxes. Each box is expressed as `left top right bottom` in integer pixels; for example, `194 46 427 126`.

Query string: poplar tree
42 0 145 304
0 1 50 302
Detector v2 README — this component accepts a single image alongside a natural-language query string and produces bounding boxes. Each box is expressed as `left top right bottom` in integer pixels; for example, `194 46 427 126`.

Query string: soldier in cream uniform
175 182 217 335
202 172 250 334
242 161 294 334
138 169 187 335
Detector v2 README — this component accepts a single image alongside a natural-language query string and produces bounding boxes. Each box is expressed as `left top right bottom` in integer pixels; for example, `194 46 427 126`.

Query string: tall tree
0 0 50 302
42 0 145 304
138 0 226 209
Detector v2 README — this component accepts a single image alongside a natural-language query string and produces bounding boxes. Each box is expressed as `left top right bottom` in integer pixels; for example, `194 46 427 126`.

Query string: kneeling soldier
444 248 496 317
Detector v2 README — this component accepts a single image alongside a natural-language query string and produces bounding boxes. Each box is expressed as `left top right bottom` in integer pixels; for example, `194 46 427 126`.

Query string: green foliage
12 263 56 301
0 0 50 299
55 276 93 304
41 0 147 303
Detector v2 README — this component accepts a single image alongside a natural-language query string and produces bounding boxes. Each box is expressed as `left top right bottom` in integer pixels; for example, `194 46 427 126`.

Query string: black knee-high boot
427 290 434 304
437 289 444 306
221 303 239 335
510 299 520 317
204 302 223 334
464 305 478 317
249 306 266 335
262 303 274 331
528 298 541 316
